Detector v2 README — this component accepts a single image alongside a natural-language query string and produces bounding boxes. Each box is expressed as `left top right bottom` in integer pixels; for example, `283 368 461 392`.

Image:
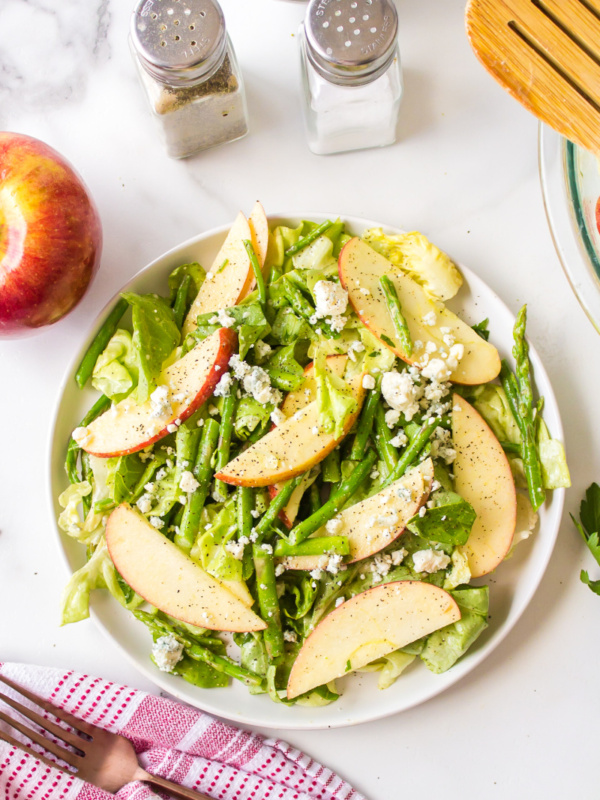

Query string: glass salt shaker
129 0 248 159
299 0 403 155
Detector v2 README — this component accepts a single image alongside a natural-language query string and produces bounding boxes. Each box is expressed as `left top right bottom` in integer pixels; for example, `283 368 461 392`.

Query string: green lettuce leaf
407 491 476 546
314 350 357 438
362 228 463 301
443 548 472 590
191 499 243 582
234 396 272 440
61 539 141 625
360 650 416 690
168 261 205 304
271 307 316 345
537 419 571 489
121 292 180 403
91 329 138 401
234 632 268 694
186 302 270 359
106 453 146 505
263 344 305 391
420 586 489 673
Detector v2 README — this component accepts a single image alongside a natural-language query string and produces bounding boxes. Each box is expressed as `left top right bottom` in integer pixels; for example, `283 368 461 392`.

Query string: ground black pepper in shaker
130 0 248 158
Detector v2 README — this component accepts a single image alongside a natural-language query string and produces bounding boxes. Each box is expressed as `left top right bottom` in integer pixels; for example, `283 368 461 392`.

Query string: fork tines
0 673 91 773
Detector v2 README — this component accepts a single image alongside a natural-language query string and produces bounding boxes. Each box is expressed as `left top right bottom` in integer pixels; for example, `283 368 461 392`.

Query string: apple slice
282 458 434 570
338 237 500 385
452 393 517 577
280 354 348 419
216 373 365 487
268 354 348 526
248 201 269 274
76 328 236 458
106 504 266 632
287 580 460 698
182 211 255 336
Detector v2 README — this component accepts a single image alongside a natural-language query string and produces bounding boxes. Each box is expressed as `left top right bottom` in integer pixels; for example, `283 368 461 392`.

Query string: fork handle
135 767 213 800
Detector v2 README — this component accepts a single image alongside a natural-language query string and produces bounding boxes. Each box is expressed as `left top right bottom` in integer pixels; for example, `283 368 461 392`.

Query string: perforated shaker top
131 0 226 84
304 0 398 85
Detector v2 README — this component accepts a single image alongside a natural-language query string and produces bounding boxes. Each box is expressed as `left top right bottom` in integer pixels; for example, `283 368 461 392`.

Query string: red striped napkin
0 663 365 800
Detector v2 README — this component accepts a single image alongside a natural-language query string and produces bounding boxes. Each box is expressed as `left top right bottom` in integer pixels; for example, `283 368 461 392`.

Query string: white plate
48 213 565 730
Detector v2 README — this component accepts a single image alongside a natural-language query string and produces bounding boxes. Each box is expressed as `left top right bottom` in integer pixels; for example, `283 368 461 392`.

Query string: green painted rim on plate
565 140 600 280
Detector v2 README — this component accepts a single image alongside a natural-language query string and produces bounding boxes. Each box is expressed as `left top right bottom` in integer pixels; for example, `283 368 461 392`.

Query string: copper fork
0 673 211 799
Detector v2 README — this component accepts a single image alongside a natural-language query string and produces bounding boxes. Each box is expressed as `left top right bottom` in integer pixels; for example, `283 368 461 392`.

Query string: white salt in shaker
299 0 403 155
130 0 248 159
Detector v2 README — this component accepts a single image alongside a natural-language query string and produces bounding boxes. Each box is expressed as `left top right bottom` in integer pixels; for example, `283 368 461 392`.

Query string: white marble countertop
1 0 599 797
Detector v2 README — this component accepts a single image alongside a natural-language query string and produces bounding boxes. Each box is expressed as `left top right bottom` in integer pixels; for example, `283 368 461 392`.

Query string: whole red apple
0 132 102 337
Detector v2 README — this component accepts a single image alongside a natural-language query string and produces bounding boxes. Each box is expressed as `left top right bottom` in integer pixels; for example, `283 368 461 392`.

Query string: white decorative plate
48 214 565 730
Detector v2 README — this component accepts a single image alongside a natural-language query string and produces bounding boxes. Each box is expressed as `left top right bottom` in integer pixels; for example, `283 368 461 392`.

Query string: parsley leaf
572 482 600 594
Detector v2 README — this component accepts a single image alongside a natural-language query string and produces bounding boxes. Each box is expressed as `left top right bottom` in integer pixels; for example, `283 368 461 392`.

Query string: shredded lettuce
91 329 138 401
362 228 463 301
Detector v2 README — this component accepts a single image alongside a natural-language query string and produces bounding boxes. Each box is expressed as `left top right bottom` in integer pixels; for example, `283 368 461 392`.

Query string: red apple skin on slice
77 328 236 458
215 373 366 487
182 211 254 336
338 237 501 385
452 393 517 578
282 458 434 570
287 580 461 699
105 504 266 633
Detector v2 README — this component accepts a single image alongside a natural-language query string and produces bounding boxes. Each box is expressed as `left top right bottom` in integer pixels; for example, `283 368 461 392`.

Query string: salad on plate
57 203 570 707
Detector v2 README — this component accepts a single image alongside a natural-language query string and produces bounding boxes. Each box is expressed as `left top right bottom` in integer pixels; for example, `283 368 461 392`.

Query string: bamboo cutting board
466 0 600 153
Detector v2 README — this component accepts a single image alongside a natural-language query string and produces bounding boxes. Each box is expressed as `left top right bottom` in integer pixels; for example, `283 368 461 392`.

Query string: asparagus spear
380 416 442 489
212 384 238 502
74 298 129 389
65 393 111 483
284 220 333 257
253 545 285 663
134 610 264 687
500 359 545 510
349 386 381 461
273 536 350 558
252 475 305 544
374 404 399 475
243 239 267 306
173 273 193 330
289 449 377 545
175 418 220 551
379 274 413 356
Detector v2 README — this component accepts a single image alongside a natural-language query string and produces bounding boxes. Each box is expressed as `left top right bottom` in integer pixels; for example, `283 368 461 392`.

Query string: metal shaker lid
131 0 227 85
304 0 398 85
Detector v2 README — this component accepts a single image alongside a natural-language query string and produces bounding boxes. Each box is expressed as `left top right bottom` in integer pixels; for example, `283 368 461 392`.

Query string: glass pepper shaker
299 0 403 155
129 0 248 159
